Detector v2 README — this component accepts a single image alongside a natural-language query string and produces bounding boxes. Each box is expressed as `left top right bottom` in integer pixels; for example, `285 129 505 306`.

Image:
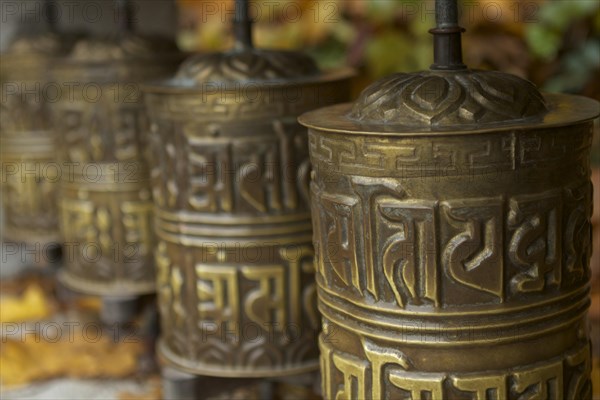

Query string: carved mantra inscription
320 337 591 400
312 182 591 307
150 119 311 215
1 160 59 241
156 241 320 368
60 194 154 283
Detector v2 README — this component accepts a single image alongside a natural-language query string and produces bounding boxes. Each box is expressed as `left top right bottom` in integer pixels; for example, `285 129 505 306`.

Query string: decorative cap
68 34 179 61
350 69 547 127
5 32 68 56
349 0 548 128
173 0 320 85
66 0 177 62
176 49 319 83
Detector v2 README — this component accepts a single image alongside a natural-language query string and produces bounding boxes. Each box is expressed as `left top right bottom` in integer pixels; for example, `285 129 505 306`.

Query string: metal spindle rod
234 0 253 49
115 0 134 34
430 0 466 70
435 0 460 28
45 0 58 32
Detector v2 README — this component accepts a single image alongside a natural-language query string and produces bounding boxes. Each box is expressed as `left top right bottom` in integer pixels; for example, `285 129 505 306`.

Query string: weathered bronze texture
50 31 182 295
143 0 353 378
0 33 73 245
299 1 599 398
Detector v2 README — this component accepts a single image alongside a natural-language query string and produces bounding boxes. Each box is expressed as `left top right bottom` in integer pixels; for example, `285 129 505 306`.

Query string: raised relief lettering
188 142 233 212
363 339 410 400
379 200 439 307
196 265 240 339
331 351 368 400
311 181 327 282
563 183 592 283
319 333 589 400
155 242 173 317
61 198 113 277
320 335 334 400
451 374 507 400
61 198 96 245
114 107 140 161
508 191 562 293
442 198 504 300
274 120 299 211
4 164 42 216
121 200 153 258
511 361 563 399
388 370 445 400
284 246 317 328
171 265 186 328
238 144 282 213
242 265 286 331
564 342 591 400
320 193 361 291
351 177 405 300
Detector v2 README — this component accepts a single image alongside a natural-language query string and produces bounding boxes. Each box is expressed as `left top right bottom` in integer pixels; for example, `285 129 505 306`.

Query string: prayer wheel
299 1 599 399
51 2 181 297
0 5 73 247
143 0 353 377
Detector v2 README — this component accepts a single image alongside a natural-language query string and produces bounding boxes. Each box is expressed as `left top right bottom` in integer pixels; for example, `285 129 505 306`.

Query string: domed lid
3 1 73 57
6 32 69 56
300 0 600 134
175 48 319 84
68 33 179 62
350 69 548 127
160 0 321 88
64 0 178 63
351 0 547 129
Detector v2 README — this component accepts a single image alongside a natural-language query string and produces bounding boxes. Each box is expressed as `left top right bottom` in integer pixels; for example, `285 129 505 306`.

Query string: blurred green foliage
525 0 599 94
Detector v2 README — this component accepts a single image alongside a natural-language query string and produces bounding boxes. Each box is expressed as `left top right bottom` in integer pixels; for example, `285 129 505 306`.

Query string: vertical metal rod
429 0 466 70
435 0 459 28
45 0 58 32
234 0 253 49
115 0 134 34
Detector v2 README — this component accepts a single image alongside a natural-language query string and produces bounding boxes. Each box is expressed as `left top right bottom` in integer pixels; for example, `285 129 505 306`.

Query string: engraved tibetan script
320 337 590 400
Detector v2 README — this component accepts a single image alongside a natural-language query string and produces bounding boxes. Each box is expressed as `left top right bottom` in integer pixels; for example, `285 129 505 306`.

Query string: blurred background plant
176 0 599 99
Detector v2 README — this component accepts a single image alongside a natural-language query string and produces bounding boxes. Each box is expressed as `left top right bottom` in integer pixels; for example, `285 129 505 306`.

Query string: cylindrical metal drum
50 34 181 296
143 14 353 376
0 33 72 246
299 2 600 399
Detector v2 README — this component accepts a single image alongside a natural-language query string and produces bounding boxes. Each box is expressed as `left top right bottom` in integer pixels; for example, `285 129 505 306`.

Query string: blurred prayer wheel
0 6 73 246
299 1 599 398
50 3 182 296
143 0 353 377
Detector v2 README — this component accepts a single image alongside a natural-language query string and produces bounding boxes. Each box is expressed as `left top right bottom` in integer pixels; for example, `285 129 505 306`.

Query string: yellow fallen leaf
0 284 51 323
0 333 143 388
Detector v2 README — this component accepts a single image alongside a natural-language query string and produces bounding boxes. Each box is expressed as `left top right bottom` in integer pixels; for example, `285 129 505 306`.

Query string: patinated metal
299 0 599 398
0 5 74 246
50 3 182 296
143 0 353 378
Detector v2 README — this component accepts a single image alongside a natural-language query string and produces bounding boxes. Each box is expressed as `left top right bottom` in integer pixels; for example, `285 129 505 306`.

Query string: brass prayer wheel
50 5 182 296
299 1 599 398
0 29 72 246
143 0 353 377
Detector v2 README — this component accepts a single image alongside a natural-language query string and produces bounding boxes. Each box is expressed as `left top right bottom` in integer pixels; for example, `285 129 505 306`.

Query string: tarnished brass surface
0 34 72 244
299 1 599 396
144 49 353 375
301 93 599 400
51 35 181 296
